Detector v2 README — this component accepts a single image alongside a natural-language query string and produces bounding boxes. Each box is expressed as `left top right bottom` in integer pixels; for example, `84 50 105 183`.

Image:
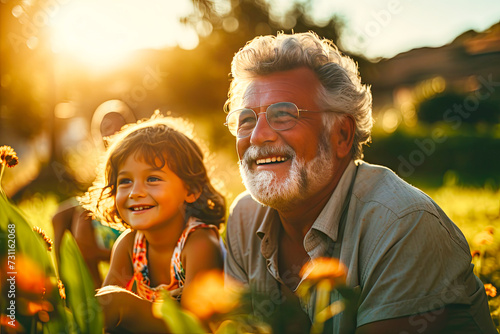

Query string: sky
48 0 201 66
46 0 500 65
306 0 500 59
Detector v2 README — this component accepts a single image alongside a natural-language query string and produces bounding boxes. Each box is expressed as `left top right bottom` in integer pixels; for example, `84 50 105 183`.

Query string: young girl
82 114 225 332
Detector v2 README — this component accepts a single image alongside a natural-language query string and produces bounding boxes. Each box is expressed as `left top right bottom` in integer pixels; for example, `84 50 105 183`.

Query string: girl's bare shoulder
182 226 222 267
111 229 137 255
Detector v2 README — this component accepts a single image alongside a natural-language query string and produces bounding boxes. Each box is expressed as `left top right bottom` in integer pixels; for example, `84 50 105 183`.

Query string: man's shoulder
225 192 272 254
356 162 437 217
229 191 262 212
227 191 270 229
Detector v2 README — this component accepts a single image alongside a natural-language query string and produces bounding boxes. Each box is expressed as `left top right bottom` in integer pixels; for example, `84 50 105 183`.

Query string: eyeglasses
225 102 323 138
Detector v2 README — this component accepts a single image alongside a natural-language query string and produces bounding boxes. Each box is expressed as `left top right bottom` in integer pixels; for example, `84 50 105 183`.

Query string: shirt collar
255 160 357 254
256 205 280 259
307 160 357 243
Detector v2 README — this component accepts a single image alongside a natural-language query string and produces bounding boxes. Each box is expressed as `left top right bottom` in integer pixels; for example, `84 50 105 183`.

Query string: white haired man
224 32 496 333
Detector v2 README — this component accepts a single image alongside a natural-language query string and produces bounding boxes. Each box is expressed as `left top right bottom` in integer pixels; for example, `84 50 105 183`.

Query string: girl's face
115 154 197 231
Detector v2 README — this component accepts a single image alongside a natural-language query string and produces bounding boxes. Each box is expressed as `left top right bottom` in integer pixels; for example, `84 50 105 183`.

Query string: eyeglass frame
224 102 324 138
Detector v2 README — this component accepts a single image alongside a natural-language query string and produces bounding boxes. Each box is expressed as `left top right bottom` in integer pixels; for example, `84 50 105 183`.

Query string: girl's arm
96 286 168 333
102 229 134 286
180 227 224 308
98 229 134 330
99 229 168 332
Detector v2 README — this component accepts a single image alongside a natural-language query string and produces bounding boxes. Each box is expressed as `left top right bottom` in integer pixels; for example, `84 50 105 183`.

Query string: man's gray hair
225 31 373 160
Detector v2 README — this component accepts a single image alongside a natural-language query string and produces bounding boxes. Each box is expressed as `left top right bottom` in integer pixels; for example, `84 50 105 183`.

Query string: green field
13 182 500 329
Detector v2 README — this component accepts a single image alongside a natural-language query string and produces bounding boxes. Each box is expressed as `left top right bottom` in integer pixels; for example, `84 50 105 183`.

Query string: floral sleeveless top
125 217 218 301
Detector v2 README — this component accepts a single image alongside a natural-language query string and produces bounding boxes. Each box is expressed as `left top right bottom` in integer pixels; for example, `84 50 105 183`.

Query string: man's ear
332 115 355 159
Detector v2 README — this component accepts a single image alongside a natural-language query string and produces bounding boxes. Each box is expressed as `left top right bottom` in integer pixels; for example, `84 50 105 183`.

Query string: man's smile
255 156 289 165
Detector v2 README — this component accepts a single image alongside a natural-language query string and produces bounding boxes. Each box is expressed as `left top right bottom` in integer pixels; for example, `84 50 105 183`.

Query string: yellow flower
0 145 19 168
57 280 66 300
300 257 347 287
484 283 497 298
473 230 494 246
182 270 242 320
33 226 54 251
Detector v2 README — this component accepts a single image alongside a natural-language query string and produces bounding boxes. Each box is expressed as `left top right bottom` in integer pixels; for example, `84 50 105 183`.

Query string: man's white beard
239 139 334 211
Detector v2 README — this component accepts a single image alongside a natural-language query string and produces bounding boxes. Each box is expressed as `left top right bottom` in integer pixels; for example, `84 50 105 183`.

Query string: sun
49 0 200 68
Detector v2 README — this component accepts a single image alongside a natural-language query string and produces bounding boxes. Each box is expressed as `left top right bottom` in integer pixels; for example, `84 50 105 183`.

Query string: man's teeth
256 156 288 165
131 206 152 211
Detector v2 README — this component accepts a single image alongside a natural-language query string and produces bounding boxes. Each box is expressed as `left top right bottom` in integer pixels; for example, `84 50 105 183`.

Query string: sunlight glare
49 0 199 68
382 108 400 133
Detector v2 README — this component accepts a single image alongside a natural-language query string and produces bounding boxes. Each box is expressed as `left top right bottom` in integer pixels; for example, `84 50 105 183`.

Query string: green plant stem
0 163 5 196
310 280 332 334
0 163 5 182
30 316 36 334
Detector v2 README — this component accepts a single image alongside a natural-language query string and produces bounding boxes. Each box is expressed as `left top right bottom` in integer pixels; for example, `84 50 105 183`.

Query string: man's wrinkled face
236 68 335 210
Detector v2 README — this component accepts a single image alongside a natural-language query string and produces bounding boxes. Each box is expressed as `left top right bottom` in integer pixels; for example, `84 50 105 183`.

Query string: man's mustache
240 145 296 167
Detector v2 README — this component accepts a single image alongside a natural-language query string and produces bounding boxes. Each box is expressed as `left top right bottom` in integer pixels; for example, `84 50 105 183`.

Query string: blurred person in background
223 32 496 333
52 100 136 289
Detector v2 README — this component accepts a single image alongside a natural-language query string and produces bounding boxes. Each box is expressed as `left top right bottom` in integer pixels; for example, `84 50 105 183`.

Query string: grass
14 183 500 329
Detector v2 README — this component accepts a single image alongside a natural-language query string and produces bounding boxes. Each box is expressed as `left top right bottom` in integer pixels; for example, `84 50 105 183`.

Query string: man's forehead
241 68 321 108
241 82 293 104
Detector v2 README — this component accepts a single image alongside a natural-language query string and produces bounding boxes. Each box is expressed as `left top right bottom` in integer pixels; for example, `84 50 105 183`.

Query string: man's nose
250 111 278 145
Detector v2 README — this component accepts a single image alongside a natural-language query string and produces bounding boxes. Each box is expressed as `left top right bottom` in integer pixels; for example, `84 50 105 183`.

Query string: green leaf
0 193 53 273
43 304 78 334
59 231 104 334
0 193 71 333
214 320 240 334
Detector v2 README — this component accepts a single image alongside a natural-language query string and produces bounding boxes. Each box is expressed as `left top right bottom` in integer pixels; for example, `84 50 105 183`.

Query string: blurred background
2 1 500 325
1 0 500 205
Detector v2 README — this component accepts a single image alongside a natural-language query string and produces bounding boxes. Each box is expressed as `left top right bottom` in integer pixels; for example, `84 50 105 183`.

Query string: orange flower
14 255 50 294
182 270 242 320
0 145 19 168
27 301 44 314
25 300 54 315
484 283 497 298
300 257 347 287
471 250 481 258
38 310 50 323
0 314 24 332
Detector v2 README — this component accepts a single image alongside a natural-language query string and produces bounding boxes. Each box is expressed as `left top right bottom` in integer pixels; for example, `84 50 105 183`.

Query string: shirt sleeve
356 209 474 326
224 197 250 286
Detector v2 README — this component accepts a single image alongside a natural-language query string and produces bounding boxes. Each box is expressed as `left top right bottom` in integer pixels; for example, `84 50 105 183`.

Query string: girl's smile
129 205 155 212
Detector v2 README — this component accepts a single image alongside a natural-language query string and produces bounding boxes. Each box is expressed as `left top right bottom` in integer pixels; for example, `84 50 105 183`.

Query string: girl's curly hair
81 113 225 230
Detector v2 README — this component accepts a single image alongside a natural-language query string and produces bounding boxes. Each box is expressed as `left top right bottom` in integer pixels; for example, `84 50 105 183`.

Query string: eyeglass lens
228 102 300 137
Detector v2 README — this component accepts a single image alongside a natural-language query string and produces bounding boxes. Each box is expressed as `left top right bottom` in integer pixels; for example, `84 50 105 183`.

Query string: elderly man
223 32 495 333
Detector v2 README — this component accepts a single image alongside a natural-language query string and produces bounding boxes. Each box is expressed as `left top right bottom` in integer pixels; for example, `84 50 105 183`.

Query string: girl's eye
147 176 161 182
117 178 132 185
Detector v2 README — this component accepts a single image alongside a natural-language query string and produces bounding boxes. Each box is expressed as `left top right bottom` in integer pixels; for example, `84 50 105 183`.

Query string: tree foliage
417 90 500 125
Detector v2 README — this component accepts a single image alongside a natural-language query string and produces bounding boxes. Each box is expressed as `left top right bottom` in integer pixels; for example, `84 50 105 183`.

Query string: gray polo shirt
225 161 495 332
